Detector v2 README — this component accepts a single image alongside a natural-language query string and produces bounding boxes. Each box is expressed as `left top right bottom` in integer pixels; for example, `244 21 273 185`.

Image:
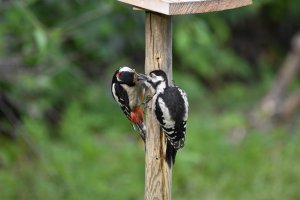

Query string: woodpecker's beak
137 74 149 81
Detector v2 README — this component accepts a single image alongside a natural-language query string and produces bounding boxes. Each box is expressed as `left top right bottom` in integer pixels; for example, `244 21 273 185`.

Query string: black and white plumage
111 66 146 141
139 70 189 166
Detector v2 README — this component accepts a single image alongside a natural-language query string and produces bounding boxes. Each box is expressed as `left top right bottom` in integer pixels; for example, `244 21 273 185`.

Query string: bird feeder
117 0 252 199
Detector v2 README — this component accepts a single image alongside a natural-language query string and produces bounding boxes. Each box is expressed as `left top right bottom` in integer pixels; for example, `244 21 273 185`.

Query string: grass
1 83 300 200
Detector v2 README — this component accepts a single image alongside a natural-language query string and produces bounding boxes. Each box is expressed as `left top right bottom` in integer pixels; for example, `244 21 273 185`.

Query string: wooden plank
118 0 252 15
169 0 252 15
145 12 172 200
133 6 145 11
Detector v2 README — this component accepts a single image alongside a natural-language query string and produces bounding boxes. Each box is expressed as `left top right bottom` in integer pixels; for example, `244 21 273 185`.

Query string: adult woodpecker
138 70 189 166
111 66 146 141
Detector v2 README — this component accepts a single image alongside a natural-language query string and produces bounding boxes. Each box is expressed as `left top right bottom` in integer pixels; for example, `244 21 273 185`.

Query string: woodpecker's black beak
137 74 149 81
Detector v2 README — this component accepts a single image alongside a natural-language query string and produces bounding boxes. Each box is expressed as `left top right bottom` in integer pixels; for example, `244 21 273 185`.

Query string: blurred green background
1 0 300 199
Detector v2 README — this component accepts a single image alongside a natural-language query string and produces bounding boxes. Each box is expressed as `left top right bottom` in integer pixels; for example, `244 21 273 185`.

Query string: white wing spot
178 87 189 121
112 84 120 104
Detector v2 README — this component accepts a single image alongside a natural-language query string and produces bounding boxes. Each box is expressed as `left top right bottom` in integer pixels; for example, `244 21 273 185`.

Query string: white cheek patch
156 82 166 94
153 76 163 83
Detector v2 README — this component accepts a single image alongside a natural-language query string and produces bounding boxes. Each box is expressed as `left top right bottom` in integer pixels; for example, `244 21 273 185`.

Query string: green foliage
174 16 250 80
2 84 300 200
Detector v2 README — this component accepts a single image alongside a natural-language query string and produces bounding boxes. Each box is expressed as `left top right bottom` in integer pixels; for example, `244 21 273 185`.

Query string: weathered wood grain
118 0 252 15
145 12 172 200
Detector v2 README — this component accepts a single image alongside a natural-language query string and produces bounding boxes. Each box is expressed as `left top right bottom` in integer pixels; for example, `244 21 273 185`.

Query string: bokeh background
1 0 300 199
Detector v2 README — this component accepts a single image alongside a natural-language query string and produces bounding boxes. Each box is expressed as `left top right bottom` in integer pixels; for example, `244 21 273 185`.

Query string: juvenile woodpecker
138 70 189 166
111 66 146 141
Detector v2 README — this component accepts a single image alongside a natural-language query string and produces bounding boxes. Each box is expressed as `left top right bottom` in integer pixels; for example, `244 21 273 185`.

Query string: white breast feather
122 84 140 109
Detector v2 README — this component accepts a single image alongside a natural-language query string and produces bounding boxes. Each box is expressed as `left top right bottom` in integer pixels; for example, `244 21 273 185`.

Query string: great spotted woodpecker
111 66 146 141
138 70 189 166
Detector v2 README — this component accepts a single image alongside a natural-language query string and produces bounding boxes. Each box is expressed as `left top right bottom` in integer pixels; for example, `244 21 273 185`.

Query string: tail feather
166 140 177 167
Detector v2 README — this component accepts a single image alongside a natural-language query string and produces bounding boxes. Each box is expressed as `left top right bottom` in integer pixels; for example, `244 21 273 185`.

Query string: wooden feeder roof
118 0 252 15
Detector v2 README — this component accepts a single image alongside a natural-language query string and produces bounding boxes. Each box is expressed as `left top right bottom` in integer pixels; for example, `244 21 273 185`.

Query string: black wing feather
112 83 131 120
154 86 187 166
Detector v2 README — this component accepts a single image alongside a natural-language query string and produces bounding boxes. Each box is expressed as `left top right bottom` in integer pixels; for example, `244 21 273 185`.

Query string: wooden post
117 1 253 199
144 12 172 200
